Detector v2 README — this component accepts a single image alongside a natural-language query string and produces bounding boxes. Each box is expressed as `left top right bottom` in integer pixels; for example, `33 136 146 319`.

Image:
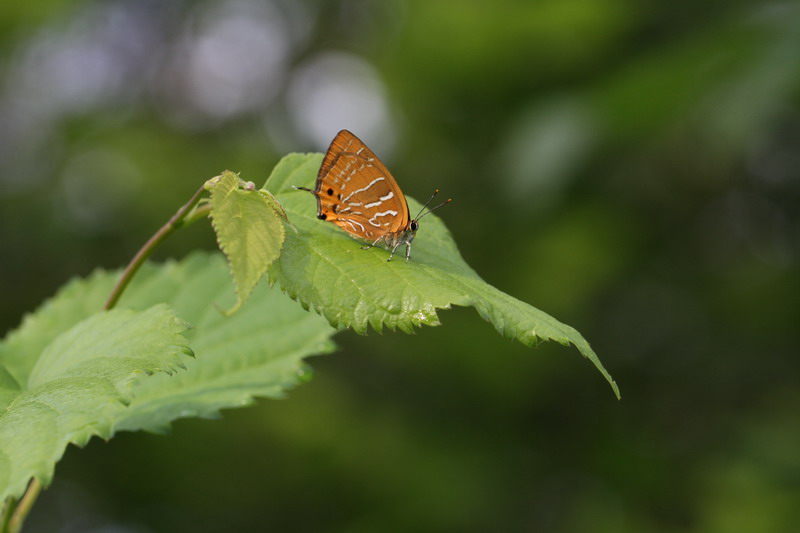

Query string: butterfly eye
410 221 419 231
317 213 327 220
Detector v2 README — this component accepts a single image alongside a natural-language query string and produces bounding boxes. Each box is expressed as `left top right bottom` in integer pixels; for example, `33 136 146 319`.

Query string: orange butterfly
295 130 450 261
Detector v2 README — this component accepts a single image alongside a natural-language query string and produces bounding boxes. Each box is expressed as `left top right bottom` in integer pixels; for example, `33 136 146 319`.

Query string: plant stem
104 183 208 311
4 479 40 533
1 497 18 532
4 183 209 533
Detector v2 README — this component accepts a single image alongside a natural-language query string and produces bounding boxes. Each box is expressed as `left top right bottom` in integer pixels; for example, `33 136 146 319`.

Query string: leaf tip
610 378 621 400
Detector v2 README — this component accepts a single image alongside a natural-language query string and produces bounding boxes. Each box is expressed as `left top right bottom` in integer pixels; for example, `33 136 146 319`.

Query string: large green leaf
0 252 336 501
265 153 619 398
0 304 191 501
113 253 335 433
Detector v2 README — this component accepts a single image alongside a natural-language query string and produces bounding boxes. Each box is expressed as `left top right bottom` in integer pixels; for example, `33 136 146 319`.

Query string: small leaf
0 304 192 501
27 305 189 389
0 275 117 388
209 170 286 314
266 153 619 398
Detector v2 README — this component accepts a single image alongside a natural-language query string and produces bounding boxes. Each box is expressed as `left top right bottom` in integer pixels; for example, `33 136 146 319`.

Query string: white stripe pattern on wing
342 177 385 203
343 219 366 233
368 209 398 227
364 191 394 208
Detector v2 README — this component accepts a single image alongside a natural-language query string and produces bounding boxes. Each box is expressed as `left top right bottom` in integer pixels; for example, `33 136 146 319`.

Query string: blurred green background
2 0 799 531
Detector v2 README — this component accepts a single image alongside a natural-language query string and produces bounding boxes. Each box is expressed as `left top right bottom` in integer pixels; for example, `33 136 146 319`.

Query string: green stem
1 497 18 532
104 183 208 311
182 202 212 227
4 479 40 533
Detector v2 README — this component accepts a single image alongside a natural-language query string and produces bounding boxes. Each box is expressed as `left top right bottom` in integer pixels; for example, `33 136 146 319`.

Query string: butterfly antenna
414 189 453 220
414 189 452 221
292 185 316 194
413 189 439 220
416 197 452 221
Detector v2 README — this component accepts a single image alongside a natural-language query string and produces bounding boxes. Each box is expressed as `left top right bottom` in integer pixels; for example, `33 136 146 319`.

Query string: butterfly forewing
314 130 409 240
317 130 359 181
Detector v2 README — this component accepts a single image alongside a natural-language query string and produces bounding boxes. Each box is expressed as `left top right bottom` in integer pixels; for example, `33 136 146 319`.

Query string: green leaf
0 274 118 388
209 170 286 314
112 253 336 433
0 304 192 501
0 252 335 501
265 153 620 398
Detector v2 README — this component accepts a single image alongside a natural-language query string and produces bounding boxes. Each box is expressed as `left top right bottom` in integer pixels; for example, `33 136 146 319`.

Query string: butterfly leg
361 237 383 251
387 241 404 262
402 232 416 262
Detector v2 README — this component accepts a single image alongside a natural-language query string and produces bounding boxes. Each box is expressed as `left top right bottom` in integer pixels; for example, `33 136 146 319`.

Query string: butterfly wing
314 130 410 240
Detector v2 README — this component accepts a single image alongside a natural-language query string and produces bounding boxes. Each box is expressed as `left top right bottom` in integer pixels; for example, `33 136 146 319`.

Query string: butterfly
295 129 450 262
